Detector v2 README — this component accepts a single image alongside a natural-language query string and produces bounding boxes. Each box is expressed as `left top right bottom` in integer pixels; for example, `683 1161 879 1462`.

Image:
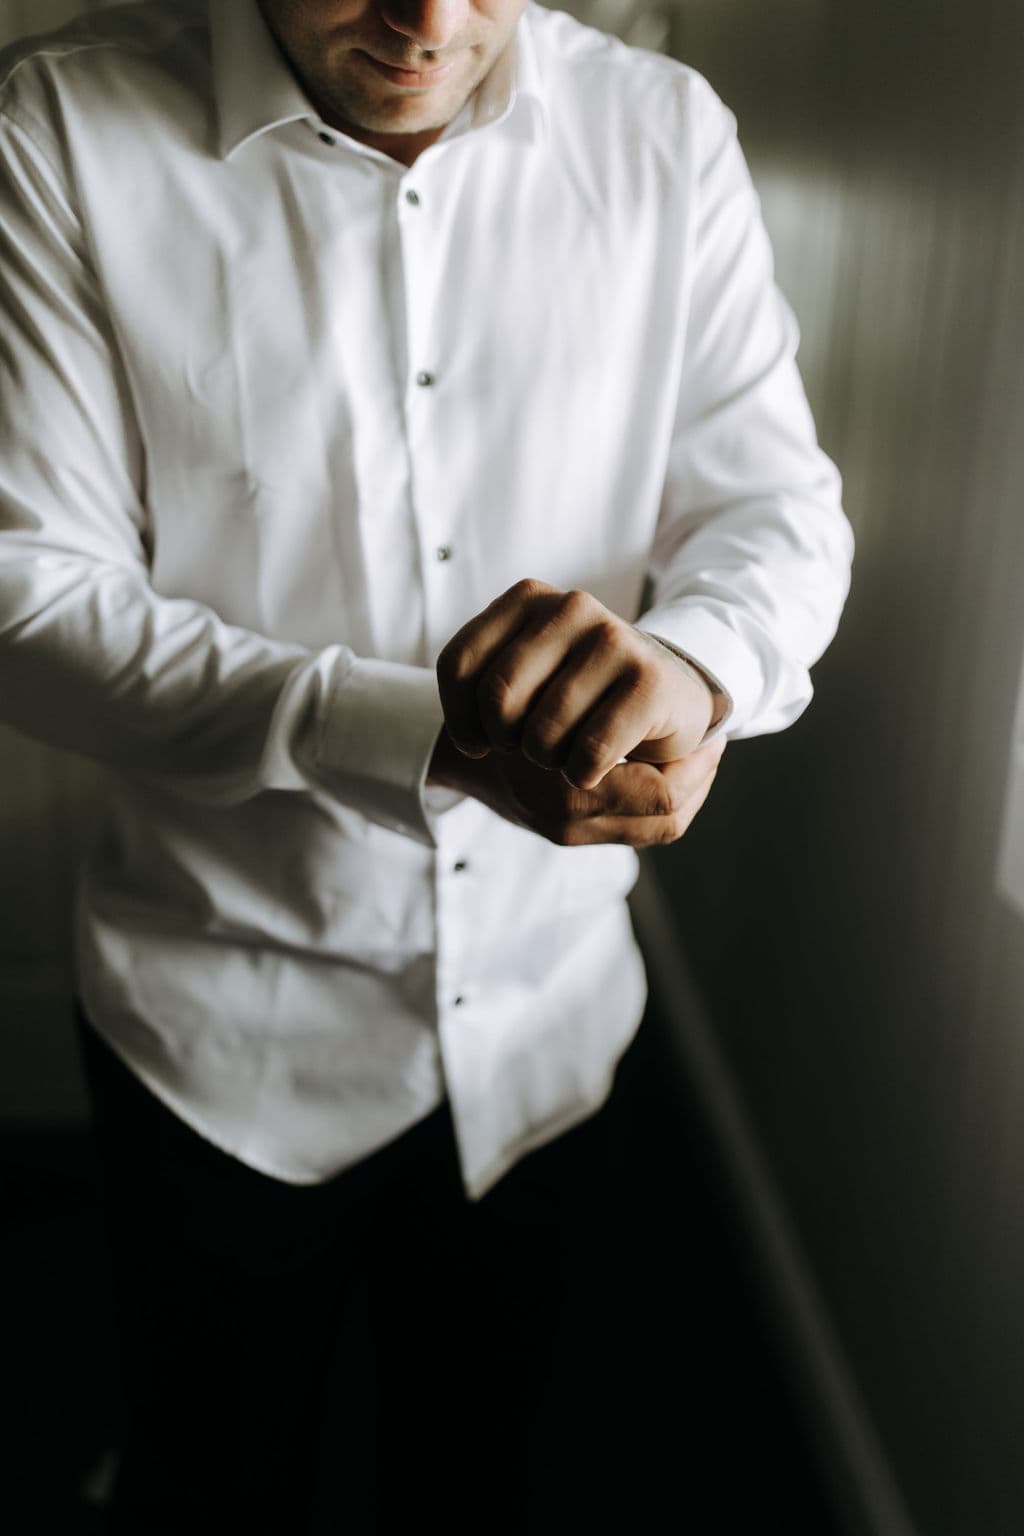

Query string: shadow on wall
647 3 1024 1535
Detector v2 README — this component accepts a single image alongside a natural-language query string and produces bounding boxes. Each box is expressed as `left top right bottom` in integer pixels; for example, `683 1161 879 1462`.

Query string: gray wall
648 2 1024 1532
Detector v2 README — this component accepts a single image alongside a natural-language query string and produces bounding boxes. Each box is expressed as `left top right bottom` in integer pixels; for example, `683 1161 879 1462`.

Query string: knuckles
542 817 588 848
520 720 562 769
534 777 593 847
587 614 625 654
620 657 659 705
566 734 612 786
647 778 677 819
533 794 694 850
509 576 554 606
436 638 475 690
558 587 594 623
477 668 516 720
655 810 690 846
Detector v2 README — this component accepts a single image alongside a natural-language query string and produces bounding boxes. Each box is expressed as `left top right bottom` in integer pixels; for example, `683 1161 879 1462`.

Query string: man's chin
343 90 469 140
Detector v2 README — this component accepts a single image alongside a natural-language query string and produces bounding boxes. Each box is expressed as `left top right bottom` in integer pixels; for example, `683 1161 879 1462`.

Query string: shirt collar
211 0 312 158
211 0 547 162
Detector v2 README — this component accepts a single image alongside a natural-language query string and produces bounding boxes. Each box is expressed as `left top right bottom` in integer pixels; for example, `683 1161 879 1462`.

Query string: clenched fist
430 579 727 847
436 578 719 787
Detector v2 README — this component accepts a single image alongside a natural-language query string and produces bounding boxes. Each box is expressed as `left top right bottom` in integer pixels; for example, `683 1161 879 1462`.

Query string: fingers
590 739 725 818
557 669 657 789
438 580 668 767
500 740 725 848
566 749 722 847
436 578 559 757
439 580 623 759
477 602 617 756
436 581 726 847
517 626 634 773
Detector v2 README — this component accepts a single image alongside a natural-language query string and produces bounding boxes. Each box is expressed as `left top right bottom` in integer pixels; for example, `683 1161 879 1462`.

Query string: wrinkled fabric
0 1 852 1196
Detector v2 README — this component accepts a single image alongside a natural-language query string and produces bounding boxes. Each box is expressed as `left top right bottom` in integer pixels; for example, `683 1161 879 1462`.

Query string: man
0 0 853 1530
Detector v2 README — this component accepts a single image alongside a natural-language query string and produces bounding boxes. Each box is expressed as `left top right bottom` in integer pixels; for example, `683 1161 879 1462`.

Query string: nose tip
378 0 468 52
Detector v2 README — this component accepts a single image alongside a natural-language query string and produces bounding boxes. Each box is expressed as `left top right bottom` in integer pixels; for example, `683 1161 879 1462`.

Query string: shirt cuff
321 656 445 844
269 650 444 846
635 602 765 740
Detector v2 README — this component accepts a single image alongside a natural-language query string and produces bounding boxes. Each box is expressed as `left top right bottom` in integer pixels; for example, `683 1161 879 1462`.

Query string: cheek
486 0 528 28
333 0 373 21
277 0 368 35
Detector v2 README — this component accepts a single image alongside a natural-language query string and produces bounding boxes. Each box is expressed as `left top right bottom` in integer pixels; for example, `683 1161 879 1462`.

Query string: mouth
358 51 459 89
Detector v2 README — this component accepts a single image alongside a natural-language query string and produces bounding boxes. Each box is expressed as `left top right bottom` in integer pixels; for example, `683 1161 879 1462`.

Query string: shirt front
0 0 853 1197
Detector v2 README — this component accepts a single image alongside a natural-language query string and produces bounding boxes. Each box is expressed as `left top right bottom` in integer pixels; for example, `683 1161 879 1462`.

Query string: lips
359 51 457 88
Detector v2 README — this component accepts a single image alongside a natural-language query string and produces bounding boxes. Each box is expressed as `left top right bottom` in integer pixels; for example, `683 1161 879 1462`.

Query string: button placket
399 176 457 652
436 826 477 1024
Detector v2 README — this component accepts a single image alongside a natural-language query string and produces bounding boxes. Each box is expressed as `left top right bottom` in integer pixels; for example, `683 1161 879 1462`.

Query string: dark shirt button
435 545 453 563
453 860 468 873
318 131 334 146
416 370 435 387
453 995 465 1007
405 188 421 206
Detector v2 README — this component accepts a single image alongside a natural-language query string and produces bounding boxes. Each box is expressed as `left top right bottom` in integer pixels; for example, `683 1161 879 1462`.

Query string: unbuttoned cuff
314 655 445 846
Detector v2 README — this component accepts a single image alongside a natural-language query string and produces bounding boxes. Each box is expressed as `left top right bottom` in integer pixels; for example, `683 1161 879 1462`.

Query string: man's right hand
427 727 725 848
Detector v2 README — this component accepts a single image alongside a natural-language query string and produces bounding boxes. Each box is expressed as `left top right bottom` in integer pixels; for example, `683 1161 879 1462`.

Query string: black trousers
78 1011 651 1536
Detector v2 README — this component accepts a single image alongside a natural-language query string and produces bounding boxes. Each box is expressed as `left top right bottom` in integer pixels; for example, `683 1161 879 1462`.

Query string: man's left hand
436 579 717 789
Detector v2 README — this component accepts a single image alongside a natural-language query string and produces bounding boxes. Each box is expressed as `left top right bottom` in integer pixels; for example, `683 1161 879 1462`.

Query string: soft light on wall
997 657 1024 920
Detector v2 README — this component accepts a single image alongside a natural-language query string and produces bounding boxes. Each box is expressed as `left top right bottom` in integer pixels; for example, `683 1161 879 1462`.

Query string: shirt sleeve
0 101 443 846
634 74 854 740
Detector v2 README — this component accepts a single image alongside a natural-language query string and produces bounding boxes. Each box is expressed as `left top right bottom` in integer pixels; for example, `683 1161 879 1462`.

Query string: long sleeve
0 3 862 1201
0 101 442 844
635 75 854 738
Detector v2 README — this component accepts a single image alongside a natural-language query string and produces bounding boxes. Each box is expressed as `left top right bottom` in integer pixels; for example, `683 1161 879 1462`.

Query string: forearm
636 476 853 739
637 76 853 738
0 548 443 841
0 105 442 842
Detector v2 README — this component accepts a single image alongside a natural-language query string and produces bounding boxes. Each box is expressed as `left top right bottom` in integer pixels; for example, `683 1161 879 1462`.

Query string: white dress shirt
0 0 852 1197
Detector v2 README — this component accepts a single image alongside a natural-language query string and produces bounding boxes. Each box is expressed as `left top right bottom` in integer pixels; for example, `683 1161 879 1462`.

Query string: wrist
428 726 484 791
676 654 728 731
639 631 729 734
